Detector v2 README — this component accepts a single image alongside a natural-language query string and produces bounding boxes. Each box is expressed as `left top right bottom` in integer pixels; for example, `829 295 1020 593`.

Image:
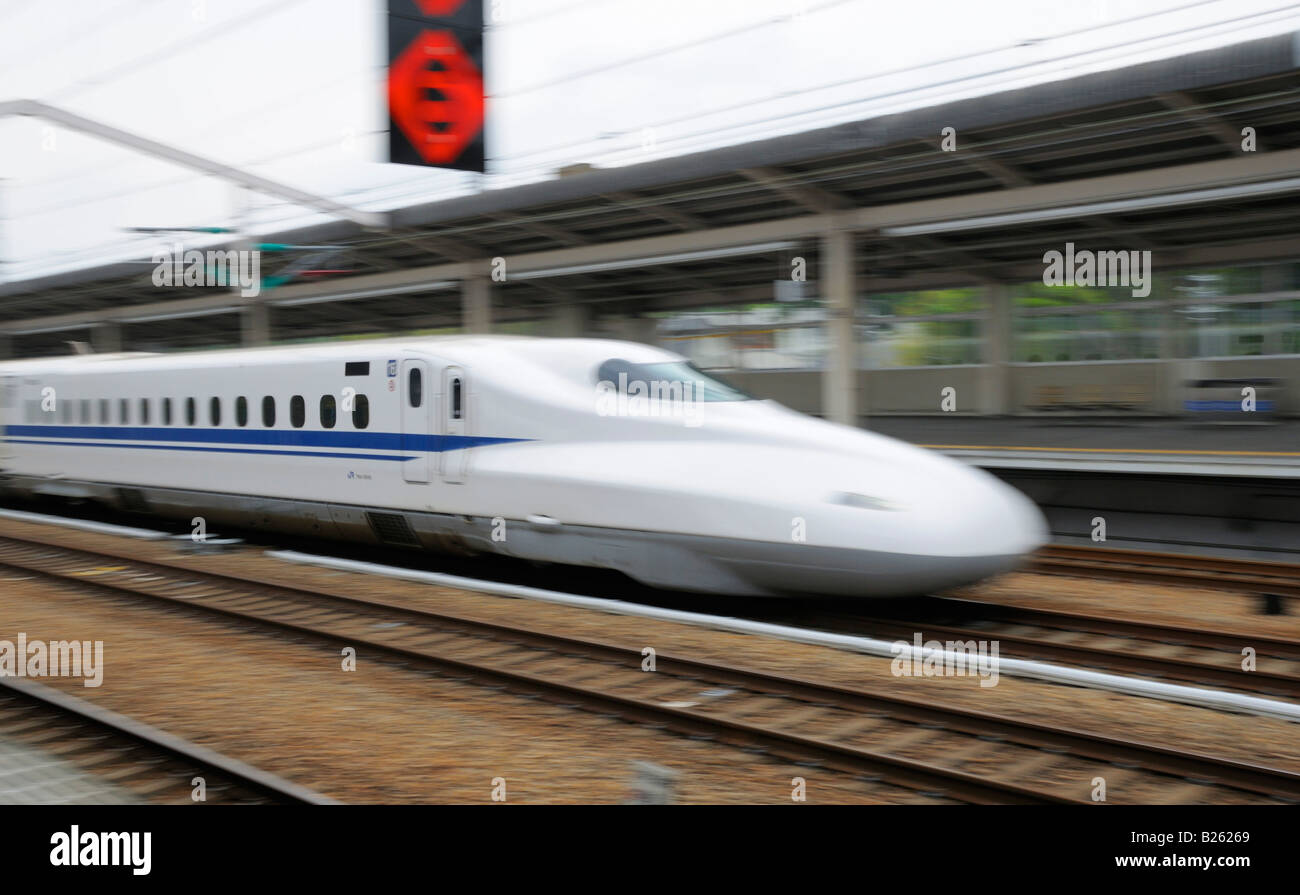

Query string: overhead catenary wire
486 0 1299 166
205 2 1300 216
6 0 1299 278
43 0 314 103
12 77 1293 280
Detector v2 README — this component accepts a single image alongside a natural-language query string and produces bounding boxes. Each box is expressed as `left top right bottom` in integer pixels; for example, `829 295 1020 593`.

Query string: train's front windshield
594 359 753 403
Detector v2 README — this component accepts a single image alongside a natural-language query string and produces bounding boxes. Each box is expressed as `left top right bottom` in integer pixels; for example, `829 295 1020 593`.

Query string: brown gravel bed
952 568 1300 642
0 570 955 804
0 516 1297 801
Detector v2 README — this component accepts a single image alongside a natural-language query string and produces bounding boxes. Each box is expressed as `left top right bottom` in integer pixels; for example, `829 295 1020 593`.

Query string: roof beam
739 166 852 212
600 191 708 231
941 139 1033 188
7 148 1300 335
385 230 484 262
866 146 1300 233
484 211 589 246
1158 92 1245 152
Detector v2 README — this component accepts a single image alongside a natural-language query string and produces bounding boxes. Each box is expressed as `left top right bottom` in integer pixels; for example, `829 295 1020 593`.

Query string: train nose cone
786 465 1047 598
894 462 1048 591
975 475 1050 556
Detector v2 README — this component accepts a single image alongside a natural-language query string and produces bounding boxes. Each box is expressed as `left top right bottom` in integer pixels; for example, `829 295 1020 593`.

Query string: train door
0 375 13 429
441 365 467 484
0 376 14 466
401 358 432 483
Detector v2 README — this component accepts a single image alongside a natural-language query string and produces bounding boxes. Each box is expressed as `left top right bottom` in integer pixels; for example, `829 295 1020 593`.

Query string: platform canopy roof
4 31 1300 353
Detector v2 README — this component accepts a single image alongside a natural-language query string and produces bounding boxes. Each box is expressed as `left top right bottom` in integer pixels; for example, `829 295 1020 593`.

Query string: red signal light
387 28 485 166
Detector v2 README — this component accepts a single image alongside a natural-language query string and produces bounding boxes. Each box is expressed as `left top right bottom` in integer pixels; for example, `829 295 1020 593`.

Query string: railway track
1031 543 1300 605
0 675 335 805
812 595 1300 701
1 531 1296 805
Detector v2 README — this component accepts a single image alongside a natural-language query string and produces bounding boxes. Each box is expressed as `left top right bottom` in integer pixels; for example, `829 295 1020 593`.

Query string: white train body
0 336 1046 597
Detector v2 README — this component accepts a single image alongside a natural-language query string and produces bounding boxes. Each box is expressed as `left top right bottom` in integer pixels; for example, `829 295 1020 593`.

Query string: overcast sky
1 0 1297 282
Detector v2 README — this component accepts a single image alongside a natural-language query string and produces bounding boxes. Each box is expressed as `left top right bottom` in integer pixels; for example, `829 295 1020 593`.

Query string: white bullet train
0 336 1047 597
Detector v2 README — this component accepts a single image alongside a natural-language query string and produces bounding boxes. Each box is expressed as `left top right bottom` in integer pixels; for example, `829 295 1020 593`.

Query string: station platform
865 416 1300 559
0 735 142 804
865 417 1300 478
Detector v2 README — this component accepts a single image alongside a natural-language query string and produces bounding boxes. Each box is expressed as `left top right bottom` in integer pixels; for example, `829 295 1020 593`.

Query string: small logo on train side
387 360 397 377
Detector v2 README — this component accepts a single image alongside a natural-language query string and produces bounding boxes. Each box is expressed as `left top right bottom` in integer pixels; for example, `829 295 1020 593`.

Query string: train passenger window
352 394 369 429
163 398 172 425
408 368 422 408
61 399 73 423
262 396 275 427
140 398 150 425
451 377 462 420
186 397 197 426
119 399 129 425
210 397 221 427
99 399 109 424
80 399 90 423
290 395 305 428
235 396 248 427
319 395 336 429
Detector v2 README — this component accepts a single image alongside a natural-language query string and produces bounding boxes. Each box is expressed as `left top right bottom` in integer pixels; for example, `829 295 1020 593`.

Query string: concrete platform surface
866 417 1300 477
0 735 143 805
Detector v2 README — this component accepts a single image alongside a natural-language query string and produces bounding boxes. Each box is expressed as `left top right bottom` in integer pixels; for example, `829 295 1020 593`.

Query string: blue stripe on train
2 424 528 453
4 438 415 462
1183 400 1276 412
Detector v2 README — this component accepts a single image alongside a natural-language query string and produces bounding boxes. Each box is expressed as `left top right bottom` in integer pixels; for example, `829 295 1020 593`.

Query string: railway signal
386 0 485 172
